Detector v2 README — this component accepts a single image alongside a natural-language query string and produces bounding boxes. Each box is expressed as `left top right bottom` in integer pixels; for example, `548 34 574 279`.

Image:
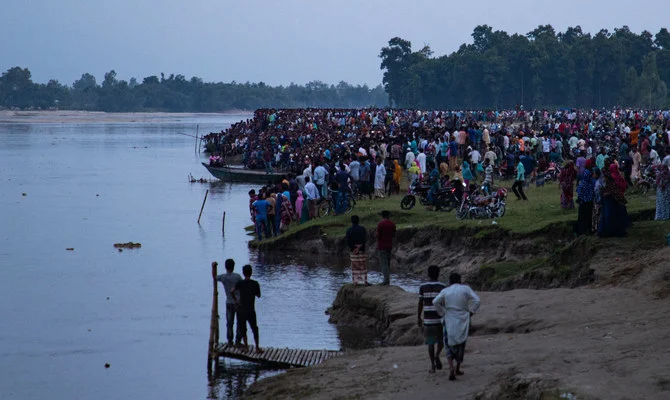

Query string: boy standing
215 259 242 346
232 265 263 353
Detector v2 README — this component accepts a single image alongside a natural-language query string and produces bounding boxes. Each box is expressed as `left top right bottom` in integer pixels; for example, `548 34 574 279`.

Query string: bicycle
317 189 356 217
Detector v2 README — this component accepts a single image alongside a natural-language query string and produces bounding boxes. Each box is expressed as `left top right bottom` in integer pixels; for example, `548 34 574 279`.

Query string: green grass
252 180 659 246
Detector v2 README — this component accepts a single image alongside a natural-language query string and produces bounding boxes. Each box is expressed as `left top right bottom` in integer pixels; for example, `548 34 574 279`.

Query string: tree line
380 25 670 110
0 68 388 112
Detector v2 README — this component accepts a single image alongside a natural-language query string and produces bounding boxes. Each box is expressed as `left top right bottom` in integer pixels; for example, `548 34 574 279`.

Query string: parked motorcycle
636 165 657 195
401 180 462 211
456 187 507 220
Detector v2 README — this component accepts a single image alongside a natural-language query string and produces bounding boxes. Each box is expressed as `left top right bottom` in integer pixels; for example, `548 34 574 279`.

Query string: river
0 113 419 400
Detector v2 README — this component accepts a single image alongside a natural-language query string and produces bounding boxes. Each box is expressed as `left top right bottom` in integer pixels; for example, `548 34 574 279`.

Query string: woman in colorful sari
559 160 577 209
461 161 474 187
273 192 283 236
575 167 595 235
392 159 402 195
598 161 629 237
655 164 670 220
279 192 295 233
295 190 309 223
592 168 604 233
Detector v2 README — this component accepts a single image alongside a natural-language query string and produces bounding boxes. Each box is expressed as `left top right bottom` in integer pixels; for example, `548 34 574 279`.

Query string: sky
1 0 667 87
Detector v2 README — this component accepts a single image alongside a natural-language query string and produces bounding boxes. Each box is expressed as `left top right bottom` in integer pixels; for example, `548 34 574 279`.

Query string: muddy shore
245 210 670 399
246 246 670 399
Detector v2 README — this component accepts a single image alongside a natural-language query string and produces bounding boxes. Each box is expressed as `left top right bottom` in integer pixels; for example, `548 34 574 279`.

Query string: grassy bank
251 180 660 247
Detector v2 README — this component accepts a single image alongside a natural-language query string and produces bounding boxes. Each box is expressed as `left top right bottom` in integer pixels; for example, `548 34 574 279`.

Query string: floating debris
113 242 141 249
22 193 26 196
66 248 74 251
104 363 110 368
118 248 123 252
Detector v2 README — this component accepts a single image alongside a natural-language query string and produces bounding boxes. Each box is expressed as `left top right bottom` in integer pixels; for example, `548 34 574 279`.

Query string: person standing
433 273 481 381
215 260 242 346
511 157 527 200
345 215 368 285
417 266 447 374
559 160 577 209
575 167 595 235
251 193 270 240
303 176 319 219
374 156 386 199
376 210 396 285
232 264 262 353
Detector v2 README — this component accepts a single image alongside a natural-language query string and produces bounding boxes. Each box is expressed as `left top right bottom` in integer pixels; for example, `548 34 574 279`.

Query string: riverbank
246 243 670 399
244 183 670 399
251 184 664 290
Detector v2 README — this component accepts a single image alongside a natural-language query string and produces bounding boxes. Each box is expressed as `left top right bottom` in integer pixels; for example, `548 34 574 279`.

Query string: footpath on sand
245 254 670 399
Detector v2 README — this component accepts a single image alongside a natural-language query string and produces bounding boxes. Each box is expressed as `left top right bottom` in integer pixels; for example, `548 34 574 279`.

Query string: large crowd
218 108 670 240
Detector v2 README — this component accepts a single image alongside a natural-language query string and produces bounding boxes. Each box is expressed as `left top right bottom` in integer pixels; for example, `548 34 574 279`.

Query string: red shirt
377 219 396 250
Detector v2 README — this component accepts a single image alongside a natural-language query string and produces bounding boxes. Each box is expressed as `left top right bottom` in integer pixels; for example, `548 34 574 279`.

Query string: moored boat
201 162 284 184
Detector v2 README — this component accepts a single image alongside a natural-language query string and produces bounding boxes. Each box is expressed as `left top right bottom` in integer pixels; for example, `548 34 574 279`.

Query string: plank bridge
206 262 343 376
214 344 343 368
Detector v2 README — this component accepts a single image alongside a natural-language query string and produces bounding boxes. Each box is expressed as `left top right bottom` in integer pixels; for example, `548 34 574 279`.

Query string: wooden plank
270 348 281 363
296 350 306 366
290 349 300 366
298 350 310 366
286 349 297 366
265 348 277 363
301 350 310 365
278 348 290 365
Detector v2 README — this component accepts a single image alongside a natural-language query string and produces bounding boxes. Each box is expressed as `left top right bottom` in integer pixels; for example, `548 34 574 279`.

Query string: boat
201 162 285 184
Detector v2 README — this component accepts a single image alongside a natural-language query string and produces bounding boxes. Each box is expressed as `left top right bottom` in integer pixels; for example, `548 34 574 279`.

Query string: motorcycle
401 180 462 211
636 165 657 195
456 187 507 220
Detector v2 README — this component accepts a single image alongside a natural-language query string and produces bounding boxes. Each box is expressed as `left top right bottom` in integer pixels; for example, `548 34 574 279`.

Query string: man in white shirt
303 176 320 219
417 149 427 174
433 273 480 381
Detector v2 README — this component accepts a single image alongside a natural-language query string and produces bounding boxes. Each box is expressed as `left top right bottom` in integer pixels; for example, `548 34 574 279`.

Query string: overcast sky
1 0 667 87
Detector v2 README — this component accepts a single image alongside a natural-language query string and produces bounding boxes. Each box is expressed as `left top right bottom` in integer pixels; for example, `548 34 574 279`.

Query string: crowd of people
233 108 670 240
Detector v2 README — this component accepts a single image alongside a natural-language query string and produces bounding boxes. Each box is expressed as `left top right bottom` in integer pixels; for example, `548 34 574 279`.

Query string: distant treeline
380 25 670 109
0 68 389 112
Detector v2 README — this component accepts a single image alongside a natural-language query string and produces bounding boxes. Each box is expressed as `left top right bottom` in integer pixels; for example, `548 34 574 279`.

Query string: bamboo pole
207 261 218 377
222 211 226 235
196 124 201 154
194 124 199 155
197 189 209 224
207 261 219 379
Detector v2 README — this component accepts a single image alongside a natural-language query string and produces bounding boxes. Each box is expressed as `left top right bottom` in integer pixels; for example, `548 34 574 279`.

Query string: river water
0 113 420 400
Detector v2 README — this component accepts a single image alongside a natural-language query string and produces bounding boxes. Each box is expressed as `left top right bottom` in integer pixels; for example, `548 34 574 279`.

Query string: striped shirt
419 282 447 325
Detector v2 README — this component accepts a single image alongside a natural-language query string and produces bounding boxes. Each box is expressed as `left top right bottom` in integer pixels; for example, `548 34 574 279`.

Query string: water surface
0 114 420 400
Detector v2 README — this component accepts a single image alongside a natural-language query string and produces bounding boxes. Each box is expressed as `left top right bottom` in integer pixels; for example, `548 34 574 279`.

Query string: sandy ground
245 248 670 400
0 110 251 123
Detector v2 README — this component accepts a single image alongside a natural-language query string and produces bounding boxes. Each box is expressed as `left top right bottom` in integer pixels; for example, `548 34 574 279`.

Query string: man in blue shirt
252 193 270 240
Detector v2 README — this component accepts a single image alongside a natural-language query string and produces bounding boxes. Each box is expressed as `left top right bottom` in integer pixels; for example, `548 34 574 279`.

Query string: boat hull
201 163 284 184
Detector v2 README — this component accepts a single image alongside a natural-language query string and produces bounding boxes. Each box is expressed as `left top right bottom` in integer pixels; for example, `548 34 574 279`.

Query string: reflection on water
208 360 283 400
0 115 423 400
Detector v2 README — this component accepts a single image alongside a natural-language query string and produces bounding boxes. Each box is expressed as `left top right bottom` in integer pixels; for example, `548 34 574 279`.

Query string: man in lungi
433 272 480 381
418 266 447 373
345 215 368 285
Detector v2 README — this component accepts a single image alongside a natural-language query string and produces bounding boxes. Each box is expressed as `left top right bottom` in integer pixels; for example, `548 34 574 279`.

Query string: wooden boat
201 162 284 184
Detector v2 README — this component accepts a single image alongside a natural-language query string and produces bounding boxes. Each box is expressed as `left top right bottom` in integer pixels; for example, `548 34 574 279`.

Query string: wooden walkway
215 343 343 368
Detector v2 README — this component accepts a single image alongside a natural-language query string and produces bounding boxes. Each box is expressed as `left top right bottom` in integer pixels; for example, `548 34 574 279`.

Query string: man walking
215 259 242 346
345 215 368 285
232 264 263 353
433 273 480 381
418 266 447 373
376 210 396 285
